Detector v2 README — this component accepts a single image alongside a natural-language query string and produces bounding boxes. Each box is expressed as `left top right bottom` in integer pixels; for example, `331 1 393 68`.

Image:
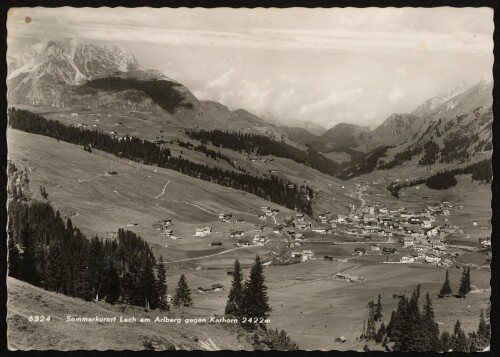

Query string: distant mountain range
7 39 282 135
8 39 492 176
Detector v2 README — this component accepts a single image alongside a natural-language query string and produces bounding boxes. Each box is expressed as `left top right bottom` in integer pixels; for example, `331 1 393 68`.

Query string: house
236 218 246 223
236 239 250 247
312 227 328 234
417 251 427 260
371 244 381 251
195 226 212 237
230 231 245 238
336 215 347 224
301 250 314 261
472 220 478 227
198 284 224 294
209 242 223 247
253 235 268 246
354 247 366 255
219 213 232 222
291 252 302 258
273 226 283 234
400 256 414 263
421 220 432 228
258 214 267 221
426 227 440 237
164 229 174 237
382 247 397 254
166 294 172 304
324 255 334 261
425 254 441 263
402 237 415 247
296 214 305 222
478 237 491 248
106 171 118 176
334 336 347 343
296 222 311 230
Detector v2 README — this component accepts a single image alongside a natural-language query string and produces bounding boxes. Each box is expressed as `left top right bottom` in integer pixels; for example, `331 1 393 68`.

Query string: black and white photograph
5 7 494 351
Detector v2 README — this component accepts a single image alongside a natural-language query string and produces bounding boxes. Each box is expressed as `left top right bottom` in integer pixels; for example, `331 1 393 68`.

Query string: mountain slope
7 277 251 351
344 79 493 178
7 39 282 136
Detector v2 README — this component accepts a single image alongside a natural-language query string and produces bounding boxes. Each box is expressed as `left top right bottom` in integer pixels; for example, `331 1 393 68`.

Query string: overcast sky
7 7 494 129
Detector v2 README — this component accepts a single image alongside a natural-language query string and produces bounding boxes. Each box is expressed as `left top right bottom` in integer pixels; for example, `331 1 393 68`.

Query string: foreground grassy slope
7 277 251 351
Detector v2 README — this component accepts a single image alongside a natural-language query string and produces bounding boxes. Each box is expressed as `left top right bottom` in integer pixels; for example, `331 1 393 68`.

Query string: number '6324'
28 316 51 322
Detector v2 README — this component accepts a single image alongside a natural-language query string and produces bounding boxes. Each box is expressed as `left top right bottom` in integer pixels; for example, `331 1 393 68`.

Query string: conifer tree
439 269 452 297
423 292 440 351
452 320 469 352
375 322 386 343
374 294 383 322
173 274 192 316
476 309 490 350
46 240 66 293
440 331 452 352
138 255 159 310
225 259 243 317
241 255 271 329
366 301 376 340
8 236 21 279
457 267 471 297
156 256 169 311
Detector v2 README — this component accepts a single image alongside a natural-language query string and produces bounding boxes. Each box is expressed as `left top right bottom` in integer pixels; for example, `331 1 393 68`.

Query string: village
145 179 490 276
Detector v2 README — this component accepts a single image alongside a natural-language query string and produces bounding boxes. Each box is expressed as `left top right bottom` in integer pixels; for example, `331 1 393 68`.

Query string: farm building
354 247 366 255
371 244 381 251
236 239 250 247
219 213 232 222
195 226 212 237
230 230 245 238
472 220 478 227
209 242 223 247
324 255 334 261
301 250 314 261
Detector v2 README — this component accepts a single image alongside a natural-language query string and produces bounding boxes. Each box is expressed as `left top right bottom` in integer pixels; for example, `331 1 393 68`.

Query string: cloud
206 68 235 88
388 85 405 103
363 110 377 120
7 8 493 55
298 88 364 115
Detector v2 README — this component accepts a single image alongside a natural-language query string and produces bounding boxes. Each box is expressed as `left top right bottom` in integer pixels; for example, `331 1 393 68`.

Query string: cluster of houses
258 206 280 221
290 250 314 261
152 219 177 239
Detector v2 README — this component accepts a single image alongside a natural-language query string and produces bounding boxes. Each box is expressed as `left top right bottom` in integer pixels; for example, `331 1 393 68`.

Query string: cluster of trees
364 285 490 352
80 77 193 113
386 177 427 198
224 257 299 350
8 162 170 309
418 140 440 166
379 145 423 170
185 129 340 177
341 146 390 179
425 171 458 190
440 131 479 164
8 108 313 215
438 268 472 298
224 258 271 330
386 158 491 198
176 139 234 167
